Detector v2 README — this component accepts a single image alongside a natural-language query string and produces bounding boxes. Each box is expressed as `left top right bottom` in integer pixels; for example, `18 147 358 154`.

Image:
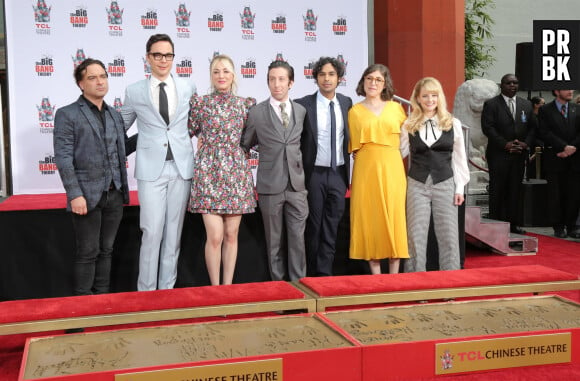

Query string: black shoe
554 228 567 238
568 228 580 239
510 226 526 234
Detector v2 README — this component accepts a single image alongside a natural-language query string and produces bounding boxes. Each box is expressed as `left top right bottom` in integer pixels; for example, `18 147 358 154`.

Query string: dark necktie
561 104 567 119
159 82 173 160
425 119 436 140
330 101 337 170
159 82 169 125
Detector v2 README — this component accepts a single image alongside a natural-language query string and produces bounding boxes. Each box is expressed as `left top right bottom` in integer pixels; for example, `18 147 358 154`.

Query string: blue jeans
71 190 124 295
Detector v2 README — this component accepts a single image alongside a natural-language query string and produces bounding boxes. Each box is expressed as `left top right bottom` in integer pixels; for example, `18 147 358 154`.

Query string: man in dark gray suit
296 57 352 276
54 58 129 295
241 61 308 281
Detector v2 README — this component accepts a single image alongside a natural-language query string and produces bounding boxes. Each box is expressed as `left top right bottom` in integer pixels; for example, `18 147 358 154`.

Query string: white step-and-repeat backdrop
5 0 368 194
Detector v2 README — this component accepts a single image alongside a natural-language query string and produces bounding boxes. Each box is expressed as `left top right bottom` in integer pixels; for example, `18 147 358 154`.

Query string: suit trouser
404 176 460 272
305 166 347 276
137 160 191 291
71 190 124 295
487 153 525 225
545 167 580 230
258 187 308 281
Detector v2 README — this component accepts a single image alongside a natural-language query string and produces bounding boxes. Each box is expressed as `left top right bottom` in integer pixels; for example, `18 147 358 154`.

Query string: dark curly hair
312 57 345 81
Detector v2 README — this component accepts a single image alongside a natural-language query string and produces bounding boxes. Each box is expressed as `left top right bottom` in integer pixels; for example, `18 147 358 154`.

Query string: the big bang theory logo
108 57 126 78
70 7 88 28
38 154 57 175
240 58 256 79
332 16 347 35
33 0 51 35
176 57 193 78
141 9 158 30
247 150 258 169
35 55 54 77
303 60 315 80
208 11 224 32
271 14 287 34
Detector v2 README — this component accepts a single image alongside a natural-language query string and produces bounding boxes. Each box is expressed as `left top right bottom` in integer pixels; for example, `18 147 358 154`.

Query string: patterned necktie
159 82 169 125
561 104 567 119
329 101 337 170
280 102 289 128
509 99 516 120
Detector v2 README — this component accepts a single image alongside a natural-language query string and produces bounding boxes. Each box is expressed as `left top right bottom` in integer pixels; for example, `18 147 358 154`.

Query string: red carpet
1 233 580 380
0 281 304 325
465 233 580 302
300 264 578 297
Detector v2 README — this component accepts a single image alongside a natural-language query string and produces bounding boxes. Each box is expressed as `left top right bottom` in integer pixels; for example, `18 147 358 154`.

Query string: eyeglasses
365 76 385 84
149 52 175 61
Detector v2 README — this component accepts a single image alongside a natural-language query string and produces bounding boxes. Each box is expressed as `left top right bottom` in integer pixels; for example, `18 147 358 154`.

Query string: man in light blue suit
121 34 196 291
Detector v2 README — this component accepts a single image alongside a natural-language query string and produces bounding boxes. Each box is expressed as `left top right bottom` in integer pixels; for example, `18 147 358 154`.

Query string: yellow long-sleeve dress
348 101 409 260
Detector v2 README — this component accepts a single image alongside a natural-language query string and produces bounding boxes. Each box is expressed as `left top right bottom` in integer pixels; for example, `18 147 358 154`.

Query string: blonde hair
209 54 238 94
405 77 453 135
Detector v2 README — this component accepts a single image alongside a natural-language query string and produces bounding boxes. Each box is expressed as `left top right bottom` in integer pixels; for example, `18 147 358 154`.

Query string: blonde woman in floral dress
188 54 256 285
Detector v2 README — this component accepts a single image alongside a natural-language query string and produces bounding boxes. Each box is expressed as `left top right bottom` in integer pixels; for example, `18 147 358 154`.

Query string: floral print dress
188 92 257 214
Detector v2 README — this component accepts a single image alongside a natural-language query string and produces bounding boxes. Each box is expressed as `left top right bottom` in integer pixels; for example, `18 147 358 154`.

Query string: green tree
465 0 496 80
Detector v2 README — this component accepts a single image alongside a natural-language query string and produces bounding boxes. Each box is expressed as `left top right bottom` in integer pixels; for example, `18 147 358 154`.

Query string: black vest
408 128 454 184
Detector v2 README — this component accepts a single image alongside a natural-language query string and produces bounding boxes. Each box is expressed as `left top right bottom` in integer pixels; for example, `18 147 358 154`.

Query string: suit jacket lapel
337 93 350 143
306 93 318 140
286 100 300 139
502 96 514 121
173 75 187 116
569 103 577 130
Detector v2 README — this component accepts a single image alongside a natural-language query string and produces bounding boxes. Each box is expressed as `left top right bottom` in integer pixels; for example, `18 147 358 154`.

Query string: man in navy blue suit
54 58 129 295
296 57 353 276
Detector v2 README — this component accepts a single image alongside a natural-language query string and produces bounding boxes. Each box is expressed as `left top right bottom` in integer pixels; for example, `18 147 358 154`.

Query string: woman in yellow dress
348 63 409 274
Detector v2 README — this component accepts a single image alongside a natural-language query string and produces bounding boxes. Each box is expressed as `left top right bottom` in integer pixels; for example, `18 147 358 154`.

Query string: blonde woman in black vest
401 77 469 272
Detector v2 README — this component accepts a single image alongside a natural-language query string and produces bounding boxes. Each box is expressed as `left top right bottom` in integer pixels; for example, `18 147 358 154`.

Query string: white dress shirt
315 91 345 167
502 94 516 118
